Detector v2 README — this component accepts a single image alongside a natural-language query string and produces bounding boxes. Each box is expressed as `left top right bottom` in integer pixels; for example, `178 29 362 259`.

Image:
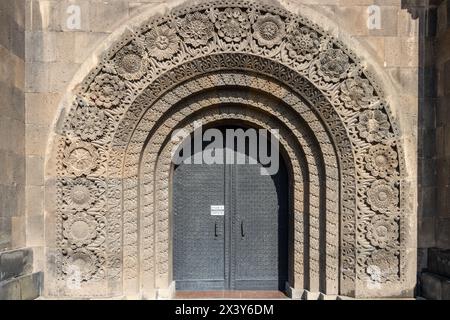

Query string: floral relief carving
366 215 399 249
286 26 320 61
365 144 399 179
178 12 214 48
317 48 350 82
366 249 399 283
113 42 148 81
71 106 107 141
63 212 98 247
61 177 105 211
215 8 251 43
145 25 180 61
253 13 285 48
62 141 99 177
357 110 391 143
89 73 125 109
367 180 399 213
61 248 100 282
340 76 375 111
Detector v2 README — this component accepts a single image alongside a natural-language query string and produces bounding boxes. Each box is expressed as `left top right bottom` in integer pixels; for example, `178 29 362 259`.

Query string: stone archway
51 0 409 299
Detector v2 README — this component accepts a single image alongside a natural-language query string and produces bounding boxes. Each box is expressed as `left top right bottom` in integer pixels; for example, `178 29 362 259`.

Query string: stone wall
20 0 421 298
435 0 450 251
0 0 26 252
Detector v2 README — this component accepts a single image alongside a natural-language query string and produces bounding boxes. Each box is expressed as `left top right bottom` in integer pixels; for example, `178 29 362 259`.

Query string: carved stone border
54 0 407 298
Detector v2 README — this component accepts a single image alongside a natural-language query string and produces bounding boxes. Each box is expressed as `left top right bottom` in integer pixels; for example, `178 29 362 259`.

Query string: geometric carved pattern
55 0 407 297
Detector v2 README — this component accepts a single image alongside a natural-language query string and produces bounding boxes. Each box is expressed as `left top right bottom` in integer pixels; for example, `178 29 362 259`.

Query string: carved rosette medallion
178 12 214 48
216 8 251 43
63 212 98 247
253 13 285 48
367 180 399 214
62 141 99 177
365 144 399 179
145 25 180 61
113 42 148 81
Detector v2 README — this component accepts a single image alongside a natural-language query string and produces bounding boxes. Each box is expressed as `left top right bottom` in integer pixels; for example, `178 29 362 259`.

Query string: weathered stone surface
0 248 33 282
0 272 42 300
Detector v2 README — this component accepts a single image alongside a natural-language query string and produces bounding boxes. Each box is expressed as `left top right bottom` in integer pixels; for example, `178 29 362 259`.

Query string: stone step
420 272 450 300
0 272 43 300
428 248 450 278
0 248 33 282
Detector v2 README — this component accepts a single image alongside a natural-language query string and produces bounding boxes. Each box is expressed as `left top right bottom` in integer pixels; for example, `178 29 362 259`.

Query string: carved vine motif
55 0 406 295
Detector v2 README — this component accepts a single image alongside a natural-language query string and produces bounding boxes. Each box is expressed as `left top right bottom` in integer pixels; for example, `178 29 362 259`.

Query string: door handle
241 220 245 238
214 221 218 238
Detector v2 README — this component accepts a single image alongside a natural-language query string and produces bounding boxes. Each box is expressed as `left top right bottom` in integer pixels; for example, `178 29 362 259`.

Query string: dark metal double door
173 127 288 291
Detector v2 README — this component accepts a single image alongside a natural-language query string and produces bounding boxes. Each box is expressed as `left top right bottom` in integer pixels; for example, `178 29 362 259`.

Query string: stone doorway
173 125 289 291
45 0 413 299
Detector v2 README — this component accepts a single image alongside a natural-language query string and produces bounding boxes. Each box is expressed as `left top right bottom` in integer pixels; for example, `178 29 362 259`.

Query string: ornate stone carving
357 110 390 143
113 42 148 81
286 26 320 61
317 49 350 82
53 0 407 297
63 212 98 247
60 177 105 211
61 248 100 282
177 12 214 48
145 25 180 61
215 8 251 43
366 249 399 283
71 106 107 141
253 13 285 48
62 141 99 177
365 144 399 179
366 215 399 249
88 73 125 109
340 76 375 111
367 180 399 213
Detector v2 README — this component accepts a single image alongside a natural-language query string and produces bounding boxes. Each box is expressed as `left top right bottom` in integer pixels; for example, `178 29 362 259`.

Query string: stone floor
174 291 289 300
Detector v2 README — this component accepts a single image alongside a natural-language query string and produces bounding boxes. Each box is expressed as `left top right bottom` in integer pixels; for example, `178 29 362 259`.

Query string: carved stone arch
52 0 408 299
136 89 339 296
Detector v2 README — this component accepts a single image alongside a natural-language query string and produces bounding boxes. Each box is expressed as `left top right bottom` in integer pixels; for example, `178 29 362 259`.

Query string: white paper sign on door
210 205 225 216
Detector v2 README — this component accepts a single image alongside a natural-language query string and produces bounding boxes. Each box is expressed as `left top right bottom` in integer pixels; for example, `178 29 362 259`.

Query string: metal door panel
173 163 226 290
233 157 288 290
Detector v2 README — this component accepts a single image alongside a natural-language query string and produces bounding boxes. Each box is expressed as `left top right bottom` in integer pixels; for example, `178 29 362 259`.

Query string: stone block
385 37 419 67
26 214 45 246
0 217 12 251
436 218 450 248
26 155 45 186
25 31 57 62
443 279 450 300
24 62 49 93
87 0 129 33
0 248 33 282
11 215 27 248
47 62 80 93
421 272 450 300
428 248 450 278
26 185 44 216
0 277 21 300
0 83 25 122
334 5 370 36
25 92 61 126
418 186 436 217
19 272 43 300
418 217 436 248
25 124 49 156
0 272 42 300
